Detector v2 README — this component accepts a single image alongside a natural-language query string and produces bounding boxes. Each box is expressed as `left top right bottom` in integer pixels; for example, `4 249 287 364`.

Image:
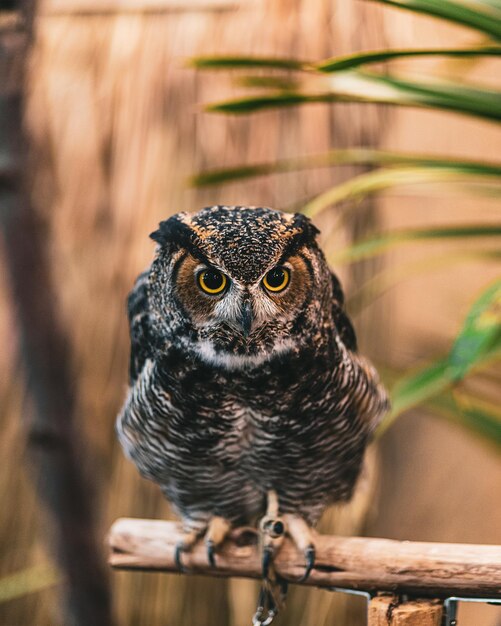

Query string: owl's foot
259 490 286 580
174 516 232 571
253 492 290 625
281 513 316 582
260 517 286 578
174 527 205 572
252 578 288 626
205 516 232 568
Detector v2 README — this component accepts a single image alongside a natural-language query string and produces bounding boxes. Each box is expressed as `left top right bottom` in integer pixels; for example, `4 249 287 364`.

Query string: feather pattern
117 205 389 530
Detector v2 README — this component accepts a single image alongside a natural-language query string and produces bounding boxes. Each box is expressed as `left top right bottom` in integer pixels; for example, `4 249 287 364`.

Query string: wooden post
1 4 115 625
369 595 443 626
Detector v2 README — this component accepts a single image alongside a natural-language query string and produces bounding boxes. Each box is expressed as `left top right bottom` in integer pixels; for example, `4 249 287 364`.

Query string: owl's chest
156 347 337 450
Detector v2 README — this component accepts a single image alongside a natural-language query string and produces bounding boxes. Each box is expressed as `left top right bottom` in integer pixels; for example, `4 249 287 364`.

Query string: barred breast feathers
334 334 390 437
116 206 391 531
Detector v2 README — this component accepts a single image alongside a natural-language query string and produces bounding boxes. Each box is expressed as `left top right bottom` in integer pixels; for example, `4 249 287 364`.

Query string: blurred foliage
191 0 501 449
0 564 60 603
382 278 501 430
189 149 501 188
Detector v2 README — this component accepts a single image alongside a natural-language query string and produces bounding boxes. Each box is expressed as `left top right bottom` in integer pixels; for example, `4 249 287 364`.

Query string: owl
117 205 389 597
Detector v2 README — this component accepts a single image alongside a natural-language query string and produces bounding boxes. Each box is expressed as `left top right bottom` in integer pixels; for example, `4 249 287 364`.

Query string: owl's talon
174 542 186 572
262 545 273 579
204 516 231 568
252 583 278 626
206 539 216 568
174 527 204 572
298 545 315 582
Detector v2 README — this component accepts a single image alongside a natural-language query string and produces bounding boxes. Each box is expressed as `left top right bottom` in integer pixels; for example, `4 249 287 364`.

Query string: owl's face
149 206 332 367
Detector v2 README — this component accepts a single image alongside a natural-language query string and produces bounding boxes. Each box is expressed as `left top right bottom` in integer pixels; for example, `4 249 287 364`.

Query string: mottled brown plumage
117 205 389 598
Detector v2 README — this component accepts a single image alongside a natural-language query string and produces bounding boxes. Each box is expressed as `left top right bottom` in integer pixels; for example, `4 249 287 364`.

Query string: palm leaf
387 359 451 421
332 224 501 263
205 92 325 114
191 45 501 75
237 76 299 90
477 0 501 11
302 166 501 217
355 71 501 120
0 564 60 603
346 250 501 313
189 56 306 71
448 278 501 380
379 279 501 435
206 70 501 123
317 45 501 72
190 148 501 187
426 391 501 450
372 0 501 41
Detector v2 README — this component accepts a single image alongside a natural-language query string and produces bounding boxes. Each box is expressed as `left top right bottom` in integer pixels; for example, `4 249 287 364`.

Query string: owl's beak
240 299 253 337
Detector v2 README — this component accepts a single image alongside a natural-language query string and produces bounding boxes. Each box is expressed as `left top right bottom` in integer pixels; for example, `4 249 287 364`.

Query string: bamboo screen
4 1 386 624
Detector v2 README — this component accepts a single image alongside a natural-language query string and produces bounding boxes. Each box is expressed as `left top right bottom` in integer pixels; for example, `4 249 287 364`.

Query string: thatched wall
1 1 500 625
2 1 386 625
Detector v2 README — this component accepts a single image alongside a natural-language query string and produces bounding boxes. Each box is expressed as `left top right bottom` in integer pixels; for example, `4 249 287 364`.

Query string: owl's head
149 205 333 368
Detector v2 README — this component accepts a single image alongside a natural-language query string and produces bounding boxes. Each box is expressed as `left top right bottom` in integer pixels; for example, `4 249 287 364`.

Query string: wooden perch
109 518 501 599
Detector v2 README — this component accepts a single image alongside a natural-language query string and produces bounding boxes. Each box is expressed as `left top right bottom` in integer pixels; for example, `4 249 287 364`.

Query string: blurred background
1 0 500 625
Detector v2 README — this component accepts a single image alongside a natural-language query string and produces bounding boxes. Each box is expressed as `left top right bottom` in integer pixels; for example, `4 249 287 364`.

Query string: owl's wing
330 273 358 352
331 273 390 432
127 270 154 384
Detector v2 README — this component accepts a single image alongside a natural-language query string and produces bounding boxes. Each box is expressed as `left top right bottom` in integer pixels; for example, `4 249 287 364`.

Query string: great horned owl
117 205 389 590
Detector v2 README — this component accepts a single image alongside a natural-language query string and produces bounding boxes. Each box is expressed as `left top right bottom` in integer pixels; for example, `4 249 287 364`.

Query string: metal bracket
444 596 501 626
328 588 501 626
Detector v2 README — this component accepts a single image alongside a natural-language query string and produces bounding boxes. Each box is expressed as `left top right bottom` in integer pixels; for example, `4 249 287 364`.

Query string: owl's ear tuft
280 213 320 260
150 215 191 247
291 213 320 245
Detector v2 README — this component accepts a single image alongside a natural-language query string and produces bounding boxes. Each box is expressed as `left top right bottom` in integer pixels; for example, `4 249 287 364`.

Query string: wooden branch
109 518 501 599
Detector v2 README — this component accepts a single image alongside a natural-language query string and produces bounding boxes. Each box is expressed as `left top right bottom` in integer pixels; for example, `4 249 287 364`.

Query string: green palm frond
372 0 501 41
191 45 501 73
379 279 501 435
346 250 501 313
0 564 60 603
206 71 501 123
190 149 501 187
427 390 501 450
316 45 501 71
333 225 501 263
189 56 306 71
448 279 501 380
302 166 501 217
190 0 501 446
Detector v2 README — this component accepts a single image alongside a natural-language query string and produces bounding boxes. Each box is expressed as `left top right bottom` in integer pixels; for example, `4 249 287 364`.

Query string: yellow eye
263 267 290 293
197 269 227 295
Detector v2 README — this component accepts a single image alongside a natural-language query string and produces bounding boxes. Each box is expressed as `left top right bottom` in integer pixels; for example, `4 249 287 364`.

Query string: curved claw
252 584 279 626
262 545 273 579
206 539 216 568
174 543 186 572
277 577 288 602
297 545 315 582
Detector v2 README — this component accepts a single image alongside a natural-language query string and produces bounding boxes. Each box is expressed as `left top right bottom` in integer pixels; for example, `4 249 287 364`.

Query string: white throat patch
193 338 296 369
